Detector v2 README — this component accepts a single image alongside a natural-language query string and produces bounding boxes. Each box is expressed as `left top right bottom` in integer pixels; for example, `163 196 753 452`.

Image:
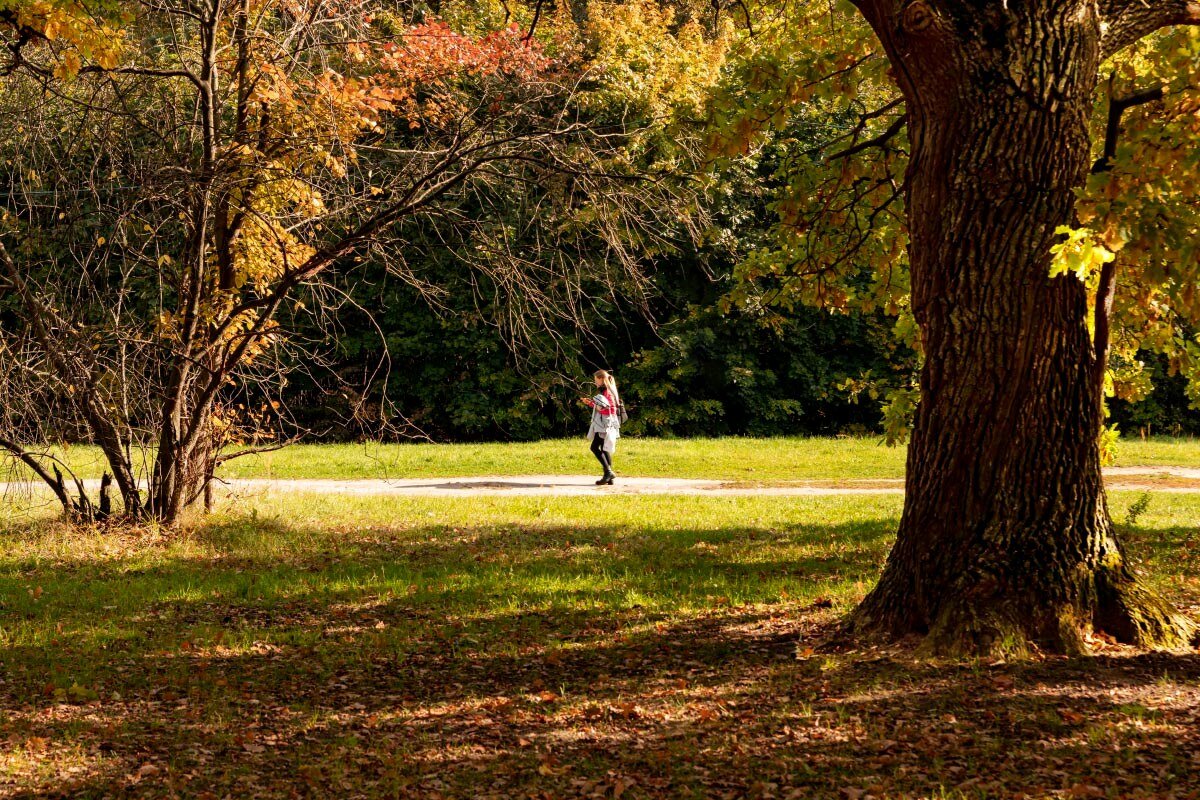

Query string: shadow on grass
1 513 1198 798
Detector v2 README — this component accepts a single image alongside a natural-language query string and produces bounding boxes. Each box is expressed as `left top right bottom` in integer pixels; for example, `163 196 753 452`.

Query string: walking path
212 466 1200 496
6 467 1200 499
225 475 881 496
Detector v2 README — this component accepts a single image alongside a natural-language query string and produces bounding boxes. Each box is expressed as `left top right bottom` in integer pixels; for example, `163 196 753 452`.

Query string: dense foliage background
3 0 1198 451
287 257 1200 441
279 0 1200 442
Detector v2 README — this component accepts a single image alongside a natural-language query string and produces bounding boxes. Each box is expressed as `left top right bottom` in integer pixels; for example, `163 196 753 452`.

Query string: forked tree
0 0 702 525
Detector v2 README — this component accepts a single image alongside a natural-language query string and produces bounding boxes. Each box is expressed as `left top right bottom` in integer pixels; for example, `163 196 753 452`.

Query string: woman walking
582 369 621 485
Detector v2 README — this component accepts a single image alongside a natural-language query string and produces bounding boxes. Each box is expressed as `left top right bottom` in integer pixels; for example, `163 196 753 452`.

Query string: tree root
1094 567 1197 649
848 568 1196 658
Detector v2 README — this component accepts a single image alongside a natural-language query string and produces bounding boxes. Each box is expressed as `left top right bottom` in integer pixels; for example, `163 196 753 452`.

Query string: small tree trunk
90 414 142 516
97 472 113 520
148 442 199 526
851 0 1194 654
204 475 214 513
146 410 217 525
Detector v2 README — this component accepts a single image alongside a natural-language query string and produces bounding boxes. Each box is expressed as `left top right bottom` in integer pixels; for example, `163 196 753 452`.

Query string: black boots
595 473 615 486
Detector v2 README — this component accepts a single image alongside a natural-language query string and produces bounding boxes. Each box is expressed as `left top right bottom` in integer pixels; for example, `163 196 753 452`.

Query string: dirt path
6 467 1200 500
212 466 1200 496
220 475 897 497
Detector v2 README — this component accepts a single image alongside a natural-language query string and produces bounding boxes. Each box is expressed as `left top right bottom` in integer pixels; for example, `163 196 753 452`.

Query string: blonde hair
594 369 619 407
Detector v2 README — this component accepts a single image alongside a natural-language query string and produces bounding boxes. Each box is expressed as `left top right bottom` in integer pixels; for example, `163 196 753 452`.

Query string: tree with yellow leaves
0 0 719 523
713 1 1200 654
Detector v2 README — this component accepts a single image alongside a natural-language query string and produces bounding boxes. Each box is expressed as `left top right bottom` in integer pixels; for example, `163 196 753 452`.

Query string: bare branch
1093 82 1164 173
0 438 74 513
524 0 546 42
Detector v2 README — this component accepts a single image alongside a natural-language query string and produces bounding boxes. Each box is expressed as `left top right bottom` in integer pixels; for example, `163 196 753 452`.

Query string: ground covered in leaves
2 492 1199 799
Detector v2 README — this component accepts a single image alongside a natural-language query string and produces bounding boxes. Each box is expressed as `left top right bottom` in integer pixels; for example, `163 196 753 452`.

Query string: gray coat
586 391 621 453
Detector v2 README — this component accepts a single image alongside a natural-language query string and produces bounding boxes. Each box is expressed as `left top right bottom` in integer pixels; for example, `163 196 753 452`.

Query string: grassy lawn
15 435 1200 484
217 435 1200 480
3 491 1199 798
218 437 914 480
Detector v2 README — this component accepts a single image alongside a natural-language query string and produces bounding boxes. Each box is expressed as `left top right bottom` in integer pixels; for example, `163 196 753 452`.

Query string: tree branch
1093 257 1118 392
1093 83 1164 173
0 438 74 514
78 65 205 91
827 113 907 161
1101 0 1200 60
523 0 546 42
1089 83 1163 387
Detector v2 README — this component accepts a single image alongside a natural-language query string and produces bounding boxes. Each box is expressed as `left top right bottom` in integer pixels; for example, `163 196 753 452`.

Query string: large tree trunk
850 0 1194 655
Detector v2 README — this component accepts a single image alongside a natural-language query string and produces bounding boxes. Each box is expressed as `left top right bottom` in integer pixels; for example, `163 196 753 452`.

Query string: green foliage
1072 30 1200 413
1109 352 1200 435
306 270 575 441
624 304 902 436
701 3 1200 443
1126 492 1153 526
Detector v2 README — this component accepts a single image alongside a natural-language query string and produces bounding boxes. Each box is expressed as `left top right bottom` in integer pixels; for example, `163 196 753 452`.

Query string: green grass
12 435 1197 484
1 493 900 661
2 490 1199 797
1111 436 1200 467
216 436 914 480
215 435 1200 479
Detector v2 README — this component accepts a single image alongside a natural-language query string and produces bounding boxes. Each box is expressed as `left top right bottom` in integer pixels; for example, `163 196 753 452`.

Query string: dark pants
590 433 613 474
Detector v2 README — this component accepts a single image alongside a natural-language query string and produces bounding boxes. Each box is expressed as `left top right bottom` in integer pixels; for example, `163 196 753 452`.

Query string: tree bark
849 0 1195 655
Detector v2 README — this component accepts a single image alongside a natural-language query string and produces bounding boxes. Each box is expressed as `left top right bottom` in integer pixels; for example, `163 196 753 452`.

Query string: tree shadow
425 480 576 490
1 512 1197 798
8 616 1200 798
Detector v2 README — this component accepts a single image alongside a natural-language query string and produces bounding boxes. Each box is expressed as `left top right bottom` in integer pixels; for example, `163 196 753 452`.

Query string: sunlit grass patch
1 491 1198 797
7 435 1200 487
